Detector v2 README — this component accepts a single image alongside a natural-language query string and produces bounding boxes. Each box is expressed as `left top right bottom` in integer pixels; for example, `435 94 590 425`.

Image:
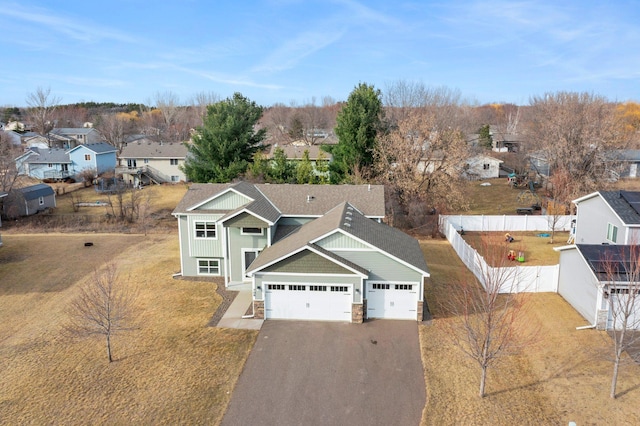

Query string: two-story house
49 128 103 149
117 139 188 185
556 190 640 330
172 182 429 323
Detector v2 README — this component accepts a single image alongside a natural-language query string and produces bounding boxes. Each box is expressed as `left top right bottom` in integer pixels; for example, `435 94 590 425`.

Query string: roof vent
343 222 351 227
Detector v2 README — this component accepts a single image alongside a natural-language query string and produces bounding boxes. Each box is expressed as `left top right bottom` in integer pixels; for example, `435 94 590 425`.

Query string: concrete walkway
217 287 264 331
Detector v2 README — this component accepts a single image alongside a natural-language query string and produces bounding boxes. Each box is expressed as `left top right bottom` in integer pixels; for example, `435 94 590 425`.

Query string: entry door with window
243 250 260 279
127 159 137 169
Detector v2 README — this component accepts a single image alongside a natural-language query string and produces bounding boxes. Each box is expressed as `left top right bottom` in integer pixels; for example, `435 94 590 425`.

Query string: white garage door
264 284 352 321
366 283 418 320
608 290 640 330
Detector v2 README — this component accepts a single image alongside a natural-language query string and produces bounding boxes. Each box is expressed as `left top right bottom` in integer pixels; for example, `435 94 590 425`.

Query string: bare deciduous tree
375 110 470 228
64 262 138 362
95 112 137 152
0 132 21 193
528 92 630 199
598 244 640 398
444 234 536 397
26 86 61 141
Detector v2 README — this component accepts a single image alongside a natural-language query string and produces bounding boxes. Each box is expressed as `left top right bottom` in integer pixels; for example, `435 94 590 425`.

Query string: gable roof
120 140 188 159
18 183 55 200
218 181 281 225
67 142 117 155
19 147 71 164
578 190 640 226
246 202 429 276
172 182 385 218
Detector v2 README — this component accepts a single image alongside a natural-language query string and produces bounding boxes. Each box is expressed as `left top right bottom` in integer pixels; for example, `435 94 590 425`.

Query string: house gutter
576 324 596 330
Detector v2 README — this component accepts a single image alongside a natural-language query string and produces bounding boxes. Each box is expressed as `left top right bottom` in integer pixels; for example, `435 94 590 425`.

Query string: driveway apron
222 320 425 426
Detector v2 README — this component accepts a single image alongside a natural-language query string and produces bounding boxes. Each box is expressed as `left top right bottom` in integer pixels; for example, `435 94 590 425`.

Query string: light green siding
187 214 224 257
199 190 250 210
254 274 361 302
224 212 269 228
178 214 227 276
262 250 352 274
316 231 370 249
337 250 422 282
228 227 268 282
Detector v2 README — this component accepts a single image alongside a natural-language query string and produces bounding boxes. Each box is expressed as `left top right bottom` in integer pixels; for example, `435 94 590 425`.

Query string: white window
372 283 390 290
268 284 285 290
395 284 413 290
483 163 490 170
198 259 220 275
143 158 149 164
170 159 179 165
171 175 180 182
84 154 91 161
289 285 306 291
330 286 348 292
241 227 263 235
195 221 216 239
39 196 44 205
607 223 618 243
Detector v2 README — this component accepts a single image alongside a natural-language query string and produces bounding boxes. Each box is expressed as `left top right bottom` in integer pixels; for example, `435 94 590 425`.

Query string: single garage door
265 284 352 321
366 283 417 320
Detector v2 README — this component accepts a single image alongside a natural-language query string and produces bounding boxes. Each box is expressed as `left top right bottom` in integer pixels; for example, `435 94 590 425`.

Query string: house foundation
352 302 364 323
596 309 608 330
253 300 265 320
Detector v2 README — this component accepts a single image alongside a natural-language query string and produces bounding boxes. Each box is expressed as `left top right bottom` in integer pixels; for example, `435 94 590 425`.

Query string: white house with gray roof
117 139 188 184
172 182 429 323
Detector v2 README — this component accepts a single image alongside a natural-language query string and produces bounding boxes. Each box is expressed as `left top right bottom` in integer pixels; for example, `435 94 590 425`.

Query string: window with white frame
195 221 216 239
607 223 618 243
198 259 220 275
144 158 149 164
39 196 44 205
84 154 91 161
170 159 179 165
241 227 263 235
171 175 180 182
483 163 490 170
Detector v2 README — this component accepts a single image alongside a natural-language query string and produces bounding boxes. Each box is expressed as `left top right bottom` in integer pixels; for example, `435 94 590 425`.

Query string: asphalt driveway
221 320 425 426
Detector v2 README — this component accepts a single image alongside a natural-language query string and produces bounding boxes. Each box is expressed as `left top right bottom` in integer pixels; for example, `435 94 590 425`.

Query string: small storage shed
4 184 56 217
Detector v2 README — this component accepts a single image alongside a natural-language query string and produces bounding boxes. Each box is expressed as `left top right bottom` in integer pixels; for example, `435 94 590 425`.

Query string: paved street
222 320 425 426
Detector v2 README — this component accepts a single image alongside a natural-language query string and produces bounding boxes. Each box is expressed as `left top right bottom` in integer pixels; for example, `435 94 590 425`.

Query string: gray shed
4 184 56 217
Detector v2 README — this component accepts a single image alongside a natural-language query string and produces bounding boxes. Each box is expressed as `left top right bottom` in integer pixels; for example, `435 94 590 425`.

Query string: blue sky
1 0 639 107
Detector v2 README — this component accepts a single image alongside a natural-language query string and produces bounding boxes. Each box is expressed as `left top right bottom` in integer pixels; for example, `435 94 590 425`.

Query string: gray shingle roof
267 144 332 161
18 183 55 200
51 127 97 136
247 202 428 276
172 182 385 218
120 140 188 159
599 191 640 225
22 148 71 164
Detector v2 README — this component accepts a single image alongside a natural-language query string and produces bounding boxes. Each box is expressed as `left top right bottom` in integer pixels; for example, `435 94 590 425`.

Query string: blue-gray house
67 143 117 178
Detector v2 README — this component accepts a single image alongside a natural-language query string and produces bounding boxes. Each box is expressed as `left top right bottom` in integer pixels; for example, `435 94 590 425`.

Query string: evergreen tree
268 147 294 183
330 83 384 183
182 93 266 182
478 124 493 149
295 149 315 184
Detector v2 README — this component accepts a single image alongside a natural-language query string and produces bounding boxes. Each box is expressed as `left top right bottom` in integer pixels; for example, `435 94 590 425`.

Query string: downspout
576 324 596 330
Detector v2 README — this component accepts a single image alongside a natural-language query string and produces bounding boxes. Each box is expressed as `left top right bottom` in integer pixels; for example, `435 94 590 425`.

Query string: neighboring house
557 244 640 330
2 130 21 147
20 132 50 149
3 184 56 217
49 127 103 148
556 189 640 330
172 182 429 323
463 155 503 180
612 149 640 179
15 147 72 180
117 139 188 185
489 126 524 152
572 190 640 245
67 143 117 178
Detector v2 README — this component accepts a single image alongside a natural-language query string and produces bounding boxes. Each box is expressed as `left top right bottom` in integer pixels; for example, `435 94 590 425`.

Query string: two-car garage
264 283 353 321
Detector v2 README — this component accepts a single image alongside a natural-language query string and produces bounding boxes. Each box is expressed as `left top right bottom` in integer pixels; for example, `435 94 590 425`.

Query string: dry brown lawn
0 233 256 424
420 239 640 425
461 231 571 266
465 178 538 215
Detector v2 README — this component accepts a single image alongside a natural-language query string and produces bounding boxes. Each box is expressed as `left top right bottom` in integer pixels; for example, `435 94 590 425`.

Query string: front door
243 250 260 280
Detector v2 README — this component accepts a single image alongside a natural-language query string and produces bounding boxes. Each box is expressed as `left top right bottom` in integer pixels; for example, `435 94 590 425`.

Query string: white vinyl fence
441 216 566 293
441 214 574 233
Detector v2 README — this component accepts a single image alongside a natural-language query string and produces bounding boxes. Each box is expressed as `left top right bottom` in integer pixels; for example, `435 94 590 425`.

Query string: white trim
240 227 265 236
177 214 185 275
223 225 229 287
254 272 363 277
187 187 253 211
572 191 600 204
241 248 262 280
246 244 369 278
312 229 430 277
196 258 221 276
194 220 218 240
220 208 275 226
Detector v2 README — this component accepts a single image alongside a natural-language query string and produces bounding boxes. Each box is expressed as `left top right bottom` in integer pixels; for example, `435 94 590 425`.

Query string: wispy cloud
252 30 346 73
0 3 140 44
